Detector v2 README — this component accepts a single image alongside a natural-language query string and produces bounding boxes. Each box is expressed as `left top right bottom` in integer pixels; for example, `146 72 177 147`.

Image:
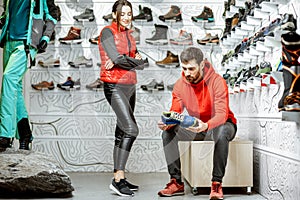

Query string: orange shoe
158 178 184 197
209 181 224 200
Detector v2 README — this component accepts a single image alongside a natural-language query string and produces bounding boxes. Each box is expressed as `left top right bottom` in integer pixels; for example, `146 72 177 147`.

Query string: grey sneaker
68 56 93 68
86 78 104 90
170 30 193 45
38 57 60 68
73 8 95 22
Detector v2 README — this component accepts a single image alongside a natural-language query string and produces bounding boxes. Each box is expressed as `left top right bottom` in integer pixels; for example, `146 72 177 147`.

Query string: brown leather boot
156 51 179 68
59 26 83 44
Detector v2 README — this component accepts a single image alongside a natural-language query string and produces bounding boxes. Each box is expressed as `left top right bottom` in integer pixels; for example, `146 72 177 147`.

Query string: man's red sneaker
209 181 224 200
158 178 184 197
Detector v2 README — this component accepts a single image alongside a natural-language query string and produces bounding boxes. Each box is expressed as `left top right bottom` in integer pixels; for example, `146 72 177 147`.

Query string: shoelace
170 112 184 122
165 179 176 188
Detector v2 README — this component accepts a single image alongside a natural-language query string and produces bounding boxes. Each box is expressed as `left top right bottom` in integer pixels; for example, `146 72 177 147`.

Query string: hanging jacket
170 60 237 130
0 0 58 57
99 22 137 85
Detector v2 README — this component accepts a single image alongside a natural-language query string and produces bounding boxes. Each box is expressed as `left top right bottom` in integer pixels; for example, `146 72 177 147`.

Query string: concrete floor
1 172 266 200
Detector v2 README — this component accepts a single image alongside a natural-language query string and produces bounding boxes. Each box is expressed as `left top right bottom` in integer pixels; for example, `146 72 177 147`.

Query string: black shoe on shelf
141 79 164 91
109 179 134 197
124 178 139 191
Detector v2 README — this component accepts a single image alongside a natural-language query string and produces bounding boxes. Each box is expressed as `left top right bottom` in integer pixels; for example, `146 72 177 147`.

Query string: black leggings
104 83 138 171
162 122 236 183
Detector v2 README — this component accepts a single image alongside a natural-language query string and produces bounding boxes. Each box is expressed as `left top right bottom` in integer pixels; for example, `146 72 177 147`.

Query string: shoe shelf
28 90 172 116
253 8 271 20
235 0 247 8
256 41 272 52
282 112 300 125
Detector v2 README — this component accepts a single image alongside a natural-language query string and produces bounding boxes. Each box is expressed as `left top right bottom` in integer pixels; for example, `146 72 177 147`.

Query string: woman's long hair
112 0 133 31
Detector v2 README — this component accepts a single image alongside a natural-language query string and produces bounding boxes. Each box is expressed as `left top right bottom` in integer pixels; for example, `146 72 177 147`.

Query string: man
0 0 58 150
158 47 237 200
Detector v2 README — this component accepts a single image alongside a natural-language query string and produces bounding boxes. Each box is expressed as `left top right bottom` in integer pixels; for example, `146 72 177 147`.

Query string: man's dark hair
180 47 204 65
112 0 133 30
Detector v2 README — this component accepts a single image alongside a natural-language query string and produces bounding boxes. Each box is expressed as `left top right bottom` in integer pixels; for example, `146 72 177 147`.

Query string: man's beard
185 72 200 83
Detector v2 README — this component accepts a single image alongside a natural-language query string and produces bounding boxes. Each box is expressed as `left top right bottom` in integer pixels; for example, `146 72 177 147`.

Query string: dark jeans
162 122 236 183
104 83 138 171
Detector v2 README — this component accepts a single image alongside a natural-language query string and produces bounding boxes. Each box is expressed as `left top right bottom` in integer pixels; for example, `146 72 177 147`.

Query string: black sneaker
19 137 33 150
109 179 134 196
124 178 139 191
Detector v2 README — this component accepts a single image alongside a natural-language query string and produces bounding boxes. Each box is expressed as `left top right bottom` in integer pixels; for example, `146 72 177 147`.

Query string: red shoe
209 182 224 200
158 178 184 197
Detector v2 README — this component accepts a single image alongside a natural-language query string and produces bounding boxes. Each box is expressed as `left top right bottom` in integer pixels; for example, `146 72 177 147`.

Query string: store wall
0 0 299 199
29 0 224 172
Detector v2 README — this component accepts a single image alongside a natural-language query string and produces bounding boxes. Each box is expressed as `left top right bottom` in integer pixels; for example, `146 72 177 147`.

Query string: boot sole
145 40 168 45
158 191 184 197
59 39 83 44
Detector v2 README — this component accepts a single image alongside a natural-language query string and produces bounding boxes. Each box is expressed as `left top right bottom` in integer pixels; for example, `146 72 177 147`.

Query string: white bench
178 140 253 194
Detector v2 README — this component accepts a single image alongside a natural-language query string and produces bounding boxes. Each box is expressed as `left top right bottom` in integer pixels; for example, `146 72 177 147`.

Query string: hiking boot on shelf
89 35 99 45
197 33 219 45
255 61 272 77
155 51 179 68
158 178 184 197
231 13 239 31
133 5 153 22
209 182 224 200
191 6 214 23
31 81 55 91
140 79 164 91
38 57 60 68
161 111 198 128
103 13 113 22
221 17 232 40
86 78 104 90
145 24 168 45
59 26 83 44
159 5 182 22
170 30 193 45
57 77 81 91
281 13 297 32
68 56 93 68
73 8 95 22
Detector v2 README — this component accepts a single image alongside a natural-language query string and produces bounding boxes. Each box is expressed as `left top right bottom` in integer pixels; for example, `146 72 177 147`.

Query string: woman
98 0 145 197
